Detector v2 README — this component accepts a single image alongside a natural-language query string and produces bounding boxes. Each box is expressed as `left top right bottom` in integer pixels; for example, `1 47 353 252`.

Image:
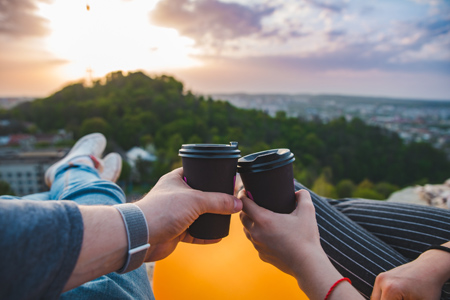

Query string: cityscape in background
213 94 450 159
0 97 34 110
1 94 450 196
2 94 450 153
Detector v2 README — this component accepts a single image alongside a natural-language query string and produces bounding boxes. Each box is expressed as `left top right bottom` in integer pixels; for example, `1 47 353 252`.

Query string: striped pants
294 182 450 299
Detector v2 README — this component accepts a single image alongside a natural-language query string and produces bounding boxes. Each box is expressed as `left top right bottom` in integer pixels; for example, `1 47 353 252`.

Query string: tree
374 182 399 199
336 179 356 198
353 179 384 200
140 135 154 148
9 71 450 191
352 188 384 200
312 173 338 198
79 117 111 138
0 180 14 195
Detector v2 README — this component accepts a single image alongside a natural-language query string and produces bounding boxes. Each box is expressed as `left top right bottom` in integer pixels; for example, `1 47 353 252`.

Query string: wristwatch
113 203 150 274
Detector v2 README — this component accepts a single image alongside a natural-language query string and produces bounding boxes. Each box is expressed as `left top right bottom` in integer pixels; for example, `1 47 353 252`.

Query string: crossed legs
294 181 450 299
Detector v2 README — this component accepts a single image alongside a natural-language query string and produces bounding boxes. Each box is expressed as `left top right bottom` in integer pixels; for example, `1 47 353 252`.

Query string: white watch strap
114 203 150 274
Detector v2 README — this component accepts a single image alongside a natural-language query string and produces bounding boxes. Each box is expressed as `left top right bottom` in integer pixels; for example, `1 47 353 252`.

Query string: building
126 146 157 168
0 149 67 196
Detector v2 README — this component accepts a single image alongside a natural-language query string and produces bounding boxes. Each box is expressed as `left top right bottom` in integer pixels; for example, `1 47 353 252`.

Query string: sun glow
37 0 201 81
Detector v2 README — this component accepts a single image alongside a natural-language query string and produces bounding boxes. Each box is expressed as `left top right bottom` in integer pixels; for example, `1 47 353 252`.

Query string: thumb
294 189 314 216
196 191 243 215
238 189 271 221
371 275 382 300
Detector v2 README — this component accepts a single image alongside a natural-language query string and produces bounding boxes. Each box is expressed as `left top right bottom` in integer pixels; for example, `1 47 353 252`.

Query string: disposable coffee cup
237 149 296 214
179 142 240 239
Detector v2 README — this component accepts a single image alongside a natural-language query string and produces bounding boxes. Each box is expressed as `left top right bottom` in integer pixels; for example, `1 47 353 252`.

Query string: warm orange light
37 0 201 81
153 214 309 300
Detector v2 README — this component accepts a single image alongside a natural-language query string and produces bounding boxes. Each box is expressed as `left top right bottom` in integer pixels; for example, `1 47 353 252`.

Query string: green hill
6 71 450 197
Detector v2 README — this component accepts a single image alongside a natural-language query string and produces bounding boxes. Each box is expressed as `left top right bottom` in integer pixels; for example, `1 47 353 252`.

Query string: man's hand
135 167 243 261
371 243 450 300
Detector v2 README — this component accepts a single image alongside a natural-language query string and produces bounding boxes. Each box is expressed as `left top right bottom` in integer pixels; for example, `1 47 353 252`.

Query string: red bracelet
324 277 352 300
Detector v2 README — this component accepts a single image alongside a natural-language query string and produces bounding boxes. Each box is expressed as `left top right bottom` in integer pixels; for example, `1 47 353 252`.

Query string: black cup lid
179 142 241 159
237 149 295 173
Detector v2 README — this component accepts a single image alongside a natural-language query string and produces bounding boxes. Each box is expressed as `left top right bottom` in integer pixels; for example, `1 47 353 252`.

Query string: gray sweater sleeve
0 200 84 300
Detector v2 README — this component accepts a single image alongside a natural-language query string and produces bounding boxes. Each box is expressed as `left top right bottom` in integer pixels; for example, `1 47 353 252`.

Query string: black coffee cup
179 142 240 239
237 149 296 214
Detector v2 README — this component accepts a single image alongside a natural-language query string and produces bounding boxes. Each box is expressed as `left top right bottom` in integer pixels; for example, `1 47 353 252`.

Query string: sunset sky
1 0 449 100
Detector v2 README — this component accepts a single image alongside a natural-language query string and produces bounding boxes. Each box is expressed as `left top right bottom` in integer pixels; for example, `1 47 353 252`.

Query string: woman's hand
371 243 450 300
135 167 243 261
238 189 363 300
239 189 322 277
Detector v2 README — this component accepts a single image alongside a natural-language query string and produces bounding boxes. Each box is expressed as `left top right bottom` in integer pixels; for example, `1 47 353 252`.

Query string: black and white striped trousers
294 181 450 300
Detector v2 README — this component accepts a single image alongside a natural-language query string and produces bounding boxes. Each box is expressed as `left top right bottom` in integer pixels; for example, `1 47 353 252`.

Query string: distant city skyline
1 0 449 100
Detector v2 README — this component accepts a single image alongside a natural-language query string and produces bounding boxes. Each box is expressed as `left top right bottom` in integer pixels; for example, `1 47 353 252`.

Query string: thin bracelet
427 245 450 254
324 277 352 300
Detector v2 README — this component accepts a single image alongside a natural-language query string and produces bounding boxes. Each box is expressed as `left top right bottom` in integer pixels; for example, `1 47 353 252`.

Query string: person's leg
50 160 155 300
61 268 153 300
48 159 124 205
0 192 51 201
47 159 154 300
296 181 450 299
329 198 450 260
330 198 450 299
37 133 154 300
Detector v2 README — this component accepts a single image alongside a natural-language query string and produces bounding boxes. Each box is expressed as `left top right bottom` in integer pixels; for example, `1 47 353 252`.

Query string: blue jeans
1 162 155 300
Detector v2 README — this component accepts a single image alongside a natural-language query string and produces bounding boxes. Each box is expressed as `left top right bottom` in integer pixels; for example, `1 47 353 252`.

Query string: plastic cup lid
179 142 241 159
237 149 295 173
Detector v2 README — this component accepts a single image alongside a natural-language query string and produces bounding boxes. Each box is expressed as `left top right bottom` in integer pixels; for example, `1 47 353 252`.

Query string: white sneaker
45 133 107 187
100 152 122 182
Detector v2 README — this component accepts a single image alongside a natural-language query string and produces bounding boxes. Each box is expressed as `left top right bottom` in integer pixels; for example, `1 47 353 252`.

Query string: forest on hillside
3 71 449 199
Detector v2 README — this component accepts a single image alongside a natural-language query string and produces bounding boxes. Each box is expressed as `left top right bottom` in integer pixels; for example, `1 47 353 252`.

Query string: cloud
148 0 450 75
304 0 346 13
386 15 450 62
326 29 346 41
192 30 450 76
149 0 276 45
417 17 450 39
0 0 52 37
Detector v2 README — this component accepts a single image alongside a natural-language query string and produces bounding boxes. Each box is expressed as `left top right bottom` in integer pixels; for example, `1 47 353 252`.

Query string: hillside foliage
6 71 449 198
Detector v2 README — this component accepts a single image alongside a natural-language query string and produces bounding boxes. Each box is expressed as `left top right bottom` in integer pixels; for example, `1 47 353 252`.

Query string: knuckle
375 272 387 283
252 231 260 242
251 229 264 244
219 194 233 210
258 253 269 263
375 273 398 293
258 214 273 229
243 228 251 240
304 201 316 213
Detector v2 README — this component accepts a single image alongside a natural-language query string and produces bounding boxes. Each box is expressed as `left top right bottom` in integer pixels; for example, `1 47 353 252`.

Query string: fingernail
233 198 242 212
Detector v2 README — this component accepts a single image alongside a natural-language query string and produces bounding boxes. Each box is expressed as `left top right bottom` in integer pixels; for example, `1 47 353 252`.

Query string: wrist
420 247 450 285
292 245 340 287
134 200 156 243
64 206 127 291
79 206 128 271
